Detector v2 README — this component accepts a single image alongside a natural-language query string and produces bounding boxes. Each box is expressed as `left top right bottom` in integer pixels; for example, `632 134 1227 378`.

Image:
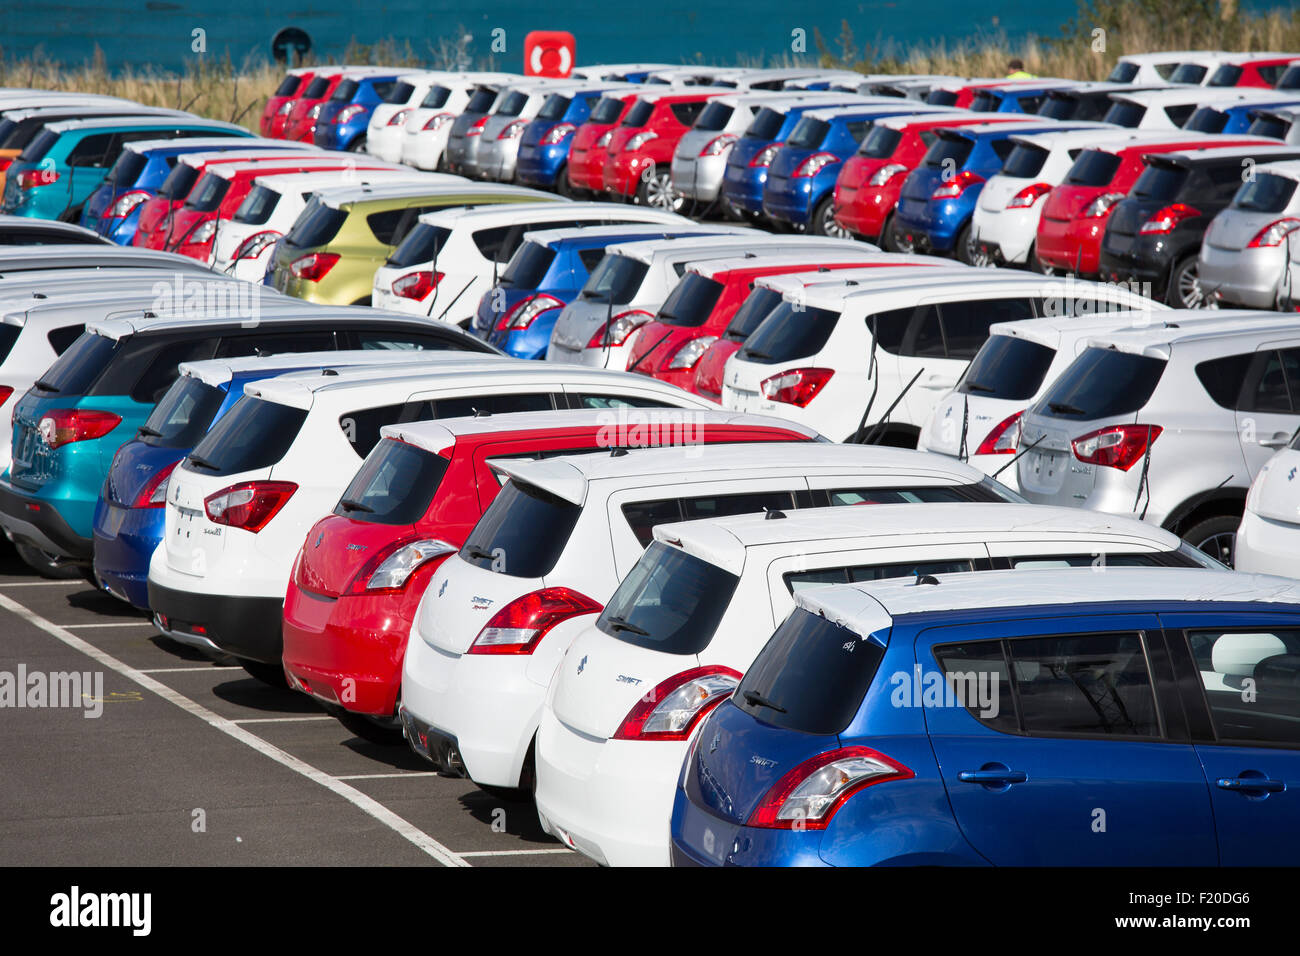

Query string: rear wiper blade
741 347 771 360
338 497 373 513
137 424 162 438
606 615 649 637
963 380 995 393
464 545 496 561
186 453 219 470
1048 401 1087 416
742 689 787 713
34 379 59 393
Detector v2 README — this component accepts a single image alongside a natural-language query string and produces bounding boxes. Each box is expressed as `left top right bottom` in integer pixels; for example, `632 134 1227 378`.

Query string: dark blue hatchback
516 86 627 192
672 567 1300 866
315 74 399 151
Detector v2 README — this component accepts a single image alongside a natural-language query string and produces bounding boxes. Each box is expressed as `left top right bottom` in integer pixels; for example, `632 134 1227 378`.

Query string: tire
240 660 289 687
14 542 84 580
1167 256 1216 309
811 195 850 238
1028 243 1054 275
351 295 372 307
346 136 367 153
1183 514 1240 568
954 222 977 265
554 165 574 198
335 709 404 745
635 164 684 212
879 214 900 252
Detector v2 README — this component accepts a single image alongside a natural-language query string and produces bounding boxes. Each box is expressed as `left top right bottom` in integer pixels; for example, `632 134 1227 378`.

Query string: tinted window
495 91 527 117
1037 347 1166 419
34 331 118 394
1249 114 1291 140
302 77 329 99
186 396 307 476
184 172 228 212
499 241 556 288
745 107 785 139
106 151 147 187
655 272 724 328
1011 632 1159 736
233 184 279 225
923 134 974 168
670 102 707 127
1208 65 1243 87
1232 172 1298 213
1108 62 1139 83
331 79 359 102
460 480 579 577
0 325 18 364
1000 143 1050 178
787 557 979 593
857 125 902 158
933 298 1035 360
931 639 1019 732
959 334 1055 401
286 199 348 248
274 75 302 97
336 438 449 525
18 128 57 162
735 607 886 735
926 90 959 106
66 132 113 168
465 88 498 113
1196 353 1254 409
590 97 625 124
576 247 607 273
622 100 654 127
1036 93 1076 120
1187 628 1300 745
46 325 84 355
216 329 335 358
130 338 216 404
1184 106 1228 134
597 541 740 655
537 94 571 122
970 91 1000 112
1164 104 1196 127
694 102 733 132
1277 65 1300 91
421 85 451 109
1065 149 1122 186
158 162 199 200
1242 349 1300 413
725 286 782 340
140 375 226 448
786 117 829 149
385 81 416 105
387 222 452 268
825 484 1003 506
1131 163 1188 201
1102 100 1146 128
622 490 796 546
579 253 648 304
1169 64 1208 84
740 301 839 363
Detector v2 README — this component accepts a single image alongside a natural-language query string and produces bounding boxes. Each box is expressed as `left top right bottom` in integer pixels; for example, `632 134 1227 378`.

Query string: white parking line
233 716 334 724
138 666 240 674
334 772 437 781
59 621 155 628
0 592 471 868
457 849 574 857
0 580 82 587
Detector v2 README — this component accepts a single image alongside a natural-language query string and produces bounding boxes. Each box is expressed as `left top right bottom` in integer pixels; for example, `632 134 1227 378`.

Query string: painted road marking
232 716 334 724
138 666 240 674
59 621 155 628
458 849 574 857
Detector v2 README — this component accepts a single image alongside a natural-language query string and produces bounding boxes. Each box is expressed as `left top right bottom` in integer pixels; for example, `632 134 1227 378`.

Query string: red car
281 410 818 735
283 69 353 143
567 91 641 195
1034 132 1269 275
928 78 1024 109
262 67 318 138
832 112 1022 243
1207 53 1298 89
602 90 725 207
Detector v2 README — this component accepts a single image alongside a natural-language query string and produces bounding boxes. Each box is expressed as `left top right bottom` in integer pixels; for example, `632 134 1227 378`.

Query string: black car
1098 144 1300 307
1036 85 1165 123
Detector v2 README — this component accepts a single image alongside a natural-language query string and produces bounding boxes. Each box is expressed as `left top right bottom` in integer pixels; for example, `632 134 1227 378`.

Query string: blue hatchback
315 74 400 151
1187 97 1300 136
968 84 1072 114
671 567 1300 866
516 86 627 192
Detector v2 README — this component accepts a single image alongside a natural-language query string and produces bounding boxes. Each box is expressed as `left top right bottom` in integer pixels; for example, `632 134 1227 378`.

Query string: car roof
203 157 372 179
1153 142 1300 165
1116 50 1229 65
250 169 431 192
870 110 988 131
43 115 247 134
1084 310 1300 357
521 224 742 248
1007 126 1163 150
313 180 544 208
122 136 275 155
986 308 1200 348
177 348 412 387
178 147 325 168
0 245 212 274
653 501 1183 575
691 250 931 280
794 567 1300 635
801 102 951 121
85 301 472 340
0 215 103 238
938 119 1087 139
382 408 820 455
607 234 850 265
1252 158 1300 180
795 270 1133 311
755 264 974 295
1110 87 1283 107
493 442 988 506
415 200 629 229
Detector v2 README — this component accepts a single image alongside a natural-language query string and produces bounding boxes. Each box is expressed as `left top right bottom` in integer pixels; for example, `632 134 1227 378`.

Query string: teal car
2 115 253 221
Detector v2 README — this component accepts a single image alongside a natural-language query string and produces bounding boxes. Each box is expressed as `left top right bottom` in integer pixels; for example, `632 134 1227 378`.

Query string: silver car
444 82 511 176
1199 159 1300 308
474 78 572 182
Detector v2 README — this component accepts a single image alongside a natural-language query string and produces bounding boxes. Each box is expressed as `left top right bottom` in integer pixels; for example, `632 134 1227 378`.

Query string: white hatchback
365 71 450 164
400 73 521 171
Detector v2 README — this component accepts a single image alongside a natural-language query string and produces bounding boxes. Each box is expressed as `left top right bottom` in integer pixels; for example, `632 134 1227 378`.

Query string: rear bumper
603 152 651 197
515 143 567 187
1234 508 1300 578
762 178 816 225
91 499 163 609
0 479 93 562
833 186 892 239
721 163 766 214
146 580 284 663
1197 243 1283 308
1035 217 1104 275
671 154 726 202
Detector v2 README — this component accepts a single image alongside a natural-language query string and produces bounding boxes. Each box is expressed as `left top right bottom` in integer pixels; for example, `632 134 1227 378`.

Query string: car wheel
555 166 574 198
1184 515 1239 568
346 136 367 153
1168 256 1216 309
635 164 684 212
954 223 979 265
335 709 404 745
240 660 289 687
879 214 900 252
811 196 850 238
13 542 84 580
1028 243 1054 275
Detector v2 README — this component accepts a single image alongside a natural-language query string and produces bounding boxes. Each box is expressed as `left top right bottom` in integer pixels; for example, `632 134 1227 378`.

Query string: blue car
968 83 1076 114
671 566 1300 867
516 86 628 193
471 225 733 358
315 74 400 151
1188 97 1300 136
721 98 864 221
893 120 1088 259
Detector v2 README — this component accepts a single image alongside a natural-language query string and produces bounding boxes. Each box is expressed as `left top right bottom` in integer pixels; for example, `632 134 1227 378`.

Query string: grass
3 1 1300 127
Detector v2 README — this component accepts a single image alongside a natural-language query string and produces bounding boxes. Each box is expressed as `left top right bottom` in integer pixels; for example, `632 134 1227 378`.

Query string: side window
932 640 1019 733
991 139 1017 163
130 338 218 404
339 402 406 456
367 209 408 245
864 306 915 355
471 225 514 261
1164 104 1196 127
1259 65 1286 86
46 324 84 355
431 391 555 419
680 490 795 521
1185 628 1300 745
938 298 1034 360
352 329 445 351
909 304 946 357
621 498 682 546
1242 350 1294 413
65 132 114 168
217 330 337 358
1207 162 1251 200
784 567 851 592
1017 95 1045 113
1195 352 1253 409
825 486 975 505
567 393 679 409
577 248 607 273
670 102 706 127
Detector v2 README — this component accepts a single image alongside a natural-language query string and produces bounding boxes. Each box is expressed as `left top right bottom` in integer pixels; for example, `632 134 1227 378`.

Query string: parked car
1107 50 1229 84
474 79 581 183
284 67 395 144
671 566 1300 866
1198 159 1300 307
1016 311 1300 564
564 90 645 197
283 408 817 738
1102 87 1277 129
1035 82 1169 122
965 80 1084 114
363 71 447 163
1206 53 1298 89
261 65 319 137
1237 423 1300 576
0 215 107 245
399 442 1022 794
401 73 520 172
1246 104 1300 141
314 72 401 152
570 64 673 83
1184 95 1300 135
515 84 638 193
444 79 549 178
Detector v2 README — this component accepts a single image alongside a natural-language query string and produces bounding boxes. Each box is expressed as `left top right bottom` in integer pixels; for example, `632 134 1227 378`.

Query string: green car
269 179 560 306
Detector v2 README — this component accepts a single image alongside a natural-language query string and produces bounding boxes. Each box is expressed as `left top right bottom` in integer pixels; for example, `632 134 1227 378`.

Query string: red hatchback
284 70 350 143
567 91 641 195
602 90 726 207
1034 132 1268 275
262 67 318 137
1207 54 1298 89
833 112 1021 243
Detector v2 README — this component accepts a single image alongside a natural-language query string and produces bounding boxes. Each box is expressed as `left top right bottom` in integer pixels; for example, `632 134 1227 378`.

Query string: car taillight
17 168 58 189
749 142 782 168
233 230 282 261
0 386 13 410
974 410 1022 456
203 481 297 532
666 335 718 370
1071 424 1162 471
586 309 653 348
289 252 340 281
541 122 576 146
391 270 444 301
867 162 907 186
1140 203 1200 234
108 190 151 219
37 409 122 449
467 587 603 655
760 367 833 407
277 101 294 116
497 293 564 331
307 103 324 119
1082 191 1124 218
336 104 366 124
466 116 489 137
595 130 613 148
700 134 737 157
132 460 177 509
387 109 412 126
344 537 458 594
422 112 454 131
1247 217 1300 247
1006 182 1052 209
612 665 743 741
794 151 839 178
625 130 658 151
931 169 984 200
183 218 216 246
746 746 914 830
498 119 529 140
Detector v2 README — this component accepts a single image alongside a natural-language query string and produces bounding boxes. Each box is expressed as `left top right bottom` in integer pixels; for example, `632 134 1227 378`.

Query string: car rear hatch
723 298 840 408
1251 448 1300 526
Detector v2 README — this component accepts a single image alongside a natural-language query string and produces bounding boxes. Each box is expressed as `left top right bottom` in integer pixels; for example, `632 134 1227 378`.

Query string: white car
400 73 521 171
145 358 716 681
1104 87 1284 130
545 234 856 370
365 71 451 164
1237 431 1300 577
538 500 1219 866
721 270 1160 445
570 64 674 82
1016 311 1300 565
398 442 1021 796
448 78 569 179
371 201 691 321
475 80 595 183
1107 50 1229 85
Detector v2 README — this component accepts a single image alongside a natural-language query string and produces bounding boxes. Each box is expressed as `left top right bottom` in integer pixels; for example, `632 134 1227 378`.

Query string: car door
1235 344 1300 480
920 613 1219 865
1163 613 1300 866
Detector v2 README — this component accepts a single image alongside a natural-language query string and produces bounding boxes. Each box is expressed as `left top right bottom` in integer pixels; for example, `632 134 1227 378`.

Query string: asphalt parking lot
0 546 590 868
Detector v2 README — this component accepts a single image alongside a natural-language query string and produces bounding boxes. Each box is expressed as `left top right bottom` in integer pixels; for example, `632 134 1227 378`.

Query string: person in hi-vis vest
1006 58 1036 79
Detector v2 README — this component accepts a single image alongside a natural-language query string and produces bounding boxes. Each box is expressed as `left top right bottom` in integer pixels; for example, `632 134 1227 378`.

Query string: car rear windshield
499 240 556 288
1208 64 1243 87
459 479 580 578
621 100 654 127
1278 65 1300 91
1000 143 1050 178
724 286 782 340
1108 62 1140 83
107 151 147 187
386 222 452 268
185 395 307 477
1184 106 1229 134
1102 100 1146 128
970 91 1001 112
959 335 1056 401
184 172 229 211
1065 148 1122 186
331 79 359 102
589 96 625 124
158 162 199 200
139 375 226 448
745 107 785 140
1169 63 1208 84
465 88 498 113
655 272 724 328
19 128 57 162
385 81 416 105
579 253 648 304
740 301 839 364
335 438 450 525
1249 114 1291 140
786 116 829 149
1037 93 1078 120
34 331 118 395
1232 172 1298 213
0 325 19 364
926 89 959 106
274 75 301 97
302 76 329 99
735 606 886 735
857 125 902 158
1036 347 1166 420
923 133 974 168
596 541 740 655
693 101 734 132
1131 162 1189 201
495 91 529 117
286 198 348 248
537 94 571 122
233 184 279 225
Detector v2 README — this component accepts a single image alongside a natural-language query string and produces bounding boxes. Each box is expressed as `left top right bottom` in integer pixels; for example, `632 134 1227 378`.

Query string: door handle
958 768 1028 785
1259 434 1291 448
921 375 957 390
1216 774 1285 793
